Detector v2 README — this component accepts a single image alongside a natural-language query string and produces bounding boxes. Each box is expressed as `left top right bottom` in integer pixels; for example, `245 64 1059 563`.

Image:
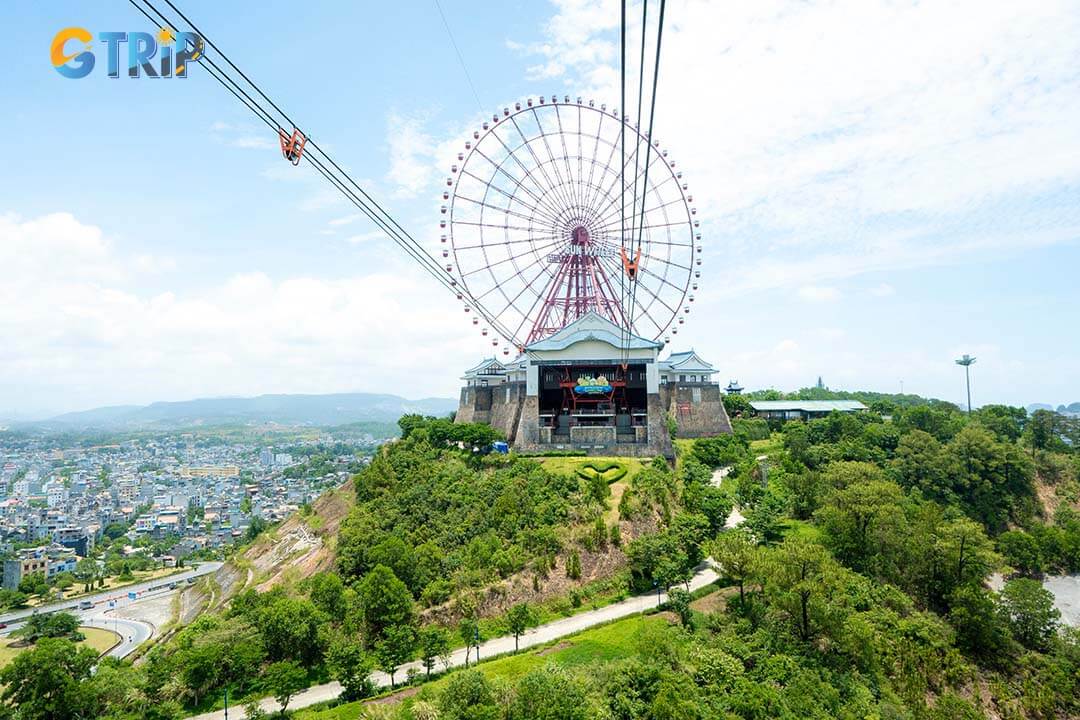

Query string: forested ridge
1 403 1079 720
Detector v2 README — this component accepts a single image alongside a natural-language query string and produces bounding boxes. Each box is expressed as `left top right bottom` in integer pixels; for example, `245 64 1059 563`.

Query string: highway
0 561 223 659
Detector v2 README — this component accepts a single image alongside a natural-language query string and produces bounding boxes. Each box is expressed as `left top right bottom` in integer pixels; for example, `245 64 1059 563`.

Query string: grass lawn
537 456 645 483
750 433 784 457
294 615 671 720
0 626 120 668
781 518 822 542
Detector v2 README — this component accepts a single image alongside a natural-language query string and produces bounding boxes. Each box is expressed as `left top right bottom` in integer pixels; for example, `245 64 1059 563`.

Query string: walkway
188 563 721 719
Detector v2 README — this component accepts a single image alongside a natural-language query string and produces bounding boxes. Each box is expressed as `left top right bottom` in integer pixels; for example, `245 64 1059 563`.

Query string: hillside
182 479 357 619
30 392 457 430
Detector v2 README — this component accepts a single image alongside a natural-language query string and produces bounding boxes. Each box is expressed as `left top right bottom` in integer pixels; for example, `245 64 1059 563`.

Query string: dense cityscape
0 430 375 604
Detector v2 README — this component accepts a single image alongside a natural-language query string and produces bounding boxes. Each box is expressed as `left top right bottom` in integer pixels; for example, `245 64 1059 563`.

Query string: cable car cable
129 0 526 351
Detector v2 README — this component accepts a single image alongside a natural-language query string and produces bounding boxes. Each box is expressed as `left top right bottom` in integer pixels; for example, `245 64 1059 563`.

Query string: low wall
660 383 733 437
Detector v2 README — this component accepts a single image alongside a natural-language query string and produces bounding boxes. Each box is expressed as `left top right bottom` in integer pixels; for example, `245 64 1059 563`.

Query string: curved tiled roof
525 312 662 352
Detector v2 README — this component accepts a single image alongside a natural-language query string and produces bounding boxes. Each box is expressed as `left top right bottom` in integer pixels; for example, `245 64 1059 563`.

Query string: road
188 562 721 720
0 561 222 659
0 561 222 625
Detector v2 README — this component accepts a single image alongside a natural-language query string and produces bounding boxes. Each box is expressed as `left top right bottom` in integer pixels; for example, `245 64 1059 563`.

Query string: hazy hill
1027 402 1080 416
34 393 457 430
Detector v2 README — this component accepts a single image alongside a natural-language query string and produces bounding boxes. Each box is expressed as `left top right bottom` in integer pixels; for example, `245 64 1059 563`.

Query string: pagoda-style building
456 312 731 457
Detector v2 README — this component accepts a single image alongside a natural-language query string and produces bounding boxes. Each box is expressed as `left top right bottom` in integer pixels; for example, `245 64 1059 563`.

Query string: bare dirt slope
180 480 355 614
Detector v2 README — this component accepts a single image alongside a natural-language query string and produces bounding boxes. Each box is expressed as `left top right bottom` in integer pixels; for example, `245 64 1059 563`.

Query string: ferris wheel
441 96 700 355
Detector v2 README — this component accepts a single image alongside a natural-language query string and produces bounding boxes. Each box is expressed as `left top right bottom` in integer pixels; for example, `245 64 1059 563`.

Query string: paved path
187 563 721 720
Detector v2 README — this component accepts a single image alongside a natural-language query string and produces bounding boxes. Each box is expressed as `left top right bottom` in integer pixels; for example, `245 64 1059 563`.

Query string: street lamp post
955 354 976 413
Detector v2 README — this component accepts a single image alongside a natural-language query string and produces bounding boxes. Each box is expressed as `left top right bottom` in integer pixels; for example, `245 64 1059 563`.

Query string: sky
2 0 1079 419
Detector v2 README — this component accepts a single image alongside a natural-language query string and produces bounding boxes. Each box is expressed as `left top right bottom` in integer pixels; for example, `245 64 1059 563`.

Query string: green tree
418 625 451 677
325 635 373 701
308 572 347 620
764 537 836 641
997 530 1043 576
709 530 756 605
263 660 306 716
257 597 325 664
999 578 1060 651
0 637 97 720
892 429 955 501
566 551 582 580
14 612 82 643
17 572 49 600
506 602 537 652
438 669 498 720
507 665 589 720
357 565 414 640
947 584 1013 664
374 624 416 688
743 489 785 545
816 479 906 577
934 517 999 604
458 616 482 668
667 587 694 628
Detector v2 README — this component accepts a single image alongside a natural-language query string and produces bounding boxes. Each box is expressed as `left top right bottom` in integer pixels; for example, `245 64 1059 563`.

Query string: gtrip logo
51 27 204 79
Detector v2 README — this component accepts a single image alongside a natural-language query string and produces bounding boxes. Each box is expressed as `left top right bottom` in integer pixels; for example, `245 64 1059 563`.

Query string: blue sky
2 0 1079 418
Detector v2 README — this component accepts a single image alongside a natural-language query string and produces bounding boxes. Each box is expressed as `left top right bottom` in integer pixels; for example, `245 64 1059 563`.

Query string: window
680 374 686 382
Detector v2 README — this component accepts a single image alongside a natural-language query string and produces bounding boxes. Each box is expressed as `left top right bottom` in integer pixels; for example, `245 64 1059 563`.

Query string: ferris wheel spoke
470 139 568 223
582 107 608 219
591 152 675 232
502 116 575 220
457 167 564 228
635 263 690 305
461 236 566 280
453 193 558 228
598 193 689 235
592 173 682 232
599 256 667 336
468 145 568 225
490 246 569 324
485 132 575 225
452 231 569 252
454 220 563 233
553 104 583 212
522 111 579 219
593 220 692 238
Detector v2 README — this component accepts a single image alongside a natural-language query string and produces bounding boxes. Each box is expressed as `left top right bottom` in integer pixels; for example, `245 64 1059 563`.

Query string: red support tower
527 226 628 343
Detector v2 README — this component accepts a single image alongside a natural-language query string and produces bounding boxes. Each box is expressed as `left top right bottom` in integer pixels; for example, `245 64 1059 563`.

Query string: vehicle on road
79 600 94 610
168 582 178 590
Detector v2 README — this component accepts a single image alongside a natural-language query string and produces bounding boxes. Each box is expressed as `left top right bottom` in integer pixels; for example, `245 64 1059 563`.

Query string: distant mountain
1026 402 1080 416
33 393 458 430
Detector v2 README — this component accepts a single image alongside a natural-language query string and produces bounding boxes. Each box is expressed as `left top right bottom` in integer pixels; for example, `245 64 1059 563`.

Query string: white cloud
231 136 275 150
344 231 385 245
328 214 361 227
869 283 895 297
0 213 478 415
797 285 840 302
519 0 1080 288
210 120 277 151
386 113 438 198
